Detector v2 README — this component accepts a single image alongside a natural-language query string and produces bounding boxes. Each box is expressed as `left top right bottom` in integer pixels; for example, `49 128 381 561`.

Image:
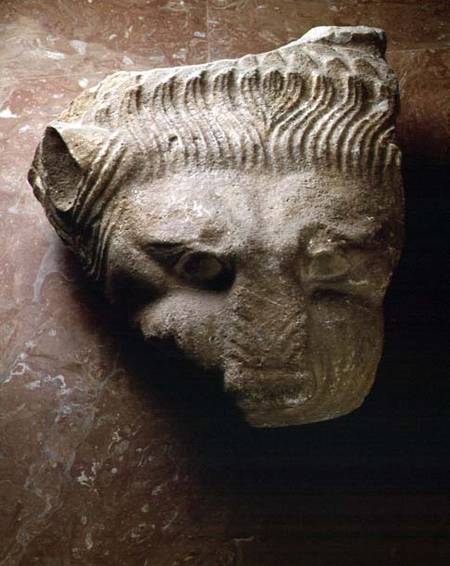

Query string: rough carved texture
28 26 403 427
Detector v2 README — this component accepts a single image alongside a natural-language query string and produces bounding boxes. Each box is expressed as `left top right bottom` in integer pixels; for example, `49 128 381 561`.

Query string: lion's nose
220 260 314 422
223 265 307 370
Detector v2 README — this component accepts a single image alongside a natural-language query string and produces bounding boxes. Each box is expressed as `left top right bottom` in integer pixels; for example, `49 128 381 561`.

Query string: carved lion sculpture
28 26 403 427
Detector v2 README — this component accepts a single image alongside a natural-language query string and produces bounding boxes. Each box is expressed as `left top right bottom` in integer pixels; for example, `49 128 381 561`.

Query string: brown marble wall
0 1 449 565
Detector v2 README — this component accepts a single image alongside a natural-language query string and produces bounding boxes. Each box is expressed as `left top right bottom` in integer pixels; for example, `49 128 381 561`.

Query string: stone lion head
29 26 403 426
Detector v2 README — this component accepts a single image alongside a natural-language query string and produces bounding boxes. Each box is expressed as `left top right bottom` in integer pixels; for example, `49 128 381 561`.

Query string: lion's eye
145 242 234 290
305 249 350 281
175 252 226 284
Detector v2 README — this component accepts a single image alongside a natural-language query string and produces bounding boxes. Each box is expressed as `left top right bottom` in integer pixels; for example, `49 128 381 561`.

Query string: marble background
0 1 449 564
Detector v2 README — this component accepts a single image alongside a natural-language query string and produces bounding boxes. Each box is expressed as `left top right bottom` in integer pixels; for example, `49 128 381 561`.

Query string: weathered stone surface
28 26 403 427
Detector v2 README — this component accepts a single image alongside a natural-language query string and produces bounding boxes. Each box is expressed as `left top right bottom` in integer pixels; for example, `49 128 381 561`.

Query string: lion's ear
28 123 108 213
298 26 386 57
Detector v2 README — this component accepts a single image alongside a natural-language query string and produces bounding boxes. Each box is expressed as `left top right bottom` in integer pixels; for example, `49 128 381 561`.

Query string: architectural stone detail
29 26 404 427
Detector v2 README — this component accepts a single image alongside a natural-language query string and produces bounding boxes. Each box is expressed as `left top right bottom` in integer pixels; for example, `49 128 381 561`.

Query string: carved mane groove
29 26 401 280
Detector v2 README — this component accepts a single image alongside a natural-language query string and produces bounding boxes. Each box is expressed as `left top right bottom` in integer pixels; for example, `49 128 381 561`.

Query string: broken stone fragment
28 26 404 427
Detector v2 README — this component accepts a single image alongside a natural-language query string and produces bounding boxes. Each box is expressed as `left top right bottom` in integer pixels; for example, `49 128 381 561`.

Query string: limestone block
28 26 404 427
